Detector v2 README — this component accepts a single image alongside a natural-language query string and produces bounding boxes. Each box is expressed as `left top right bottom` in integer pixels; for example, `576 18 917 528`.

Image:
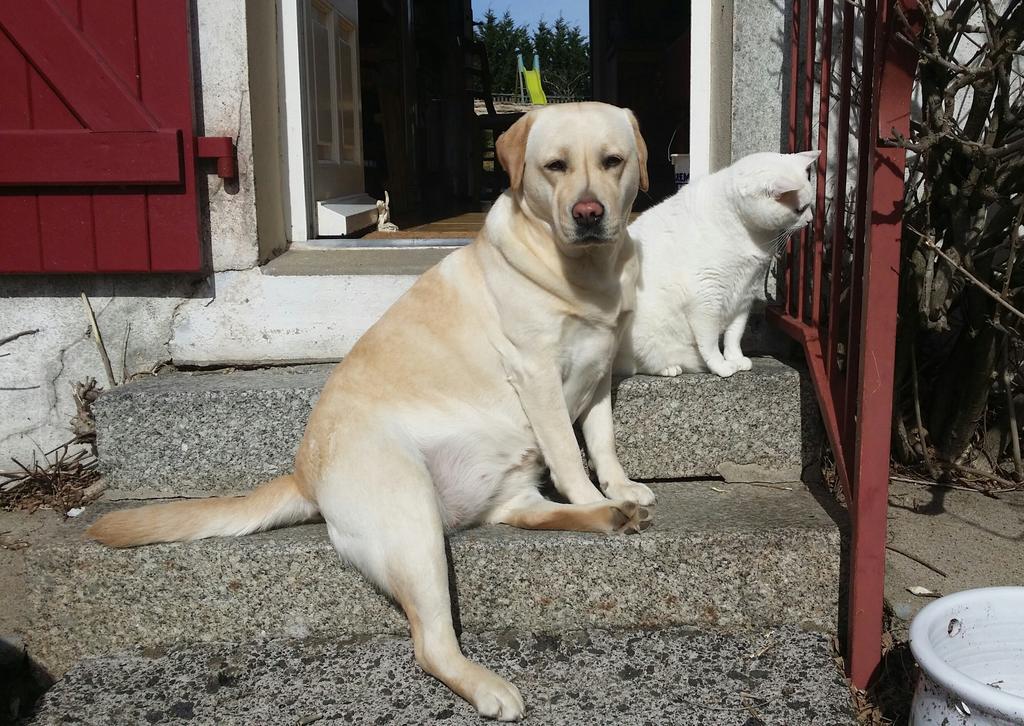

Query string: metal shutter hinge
195 136 237 181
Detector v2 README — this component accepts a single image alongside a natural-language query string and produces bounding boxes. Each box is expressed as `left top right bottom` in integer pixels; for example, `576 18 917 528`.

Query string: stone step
22 482 841 678
25 626 856 725
95 356 818 497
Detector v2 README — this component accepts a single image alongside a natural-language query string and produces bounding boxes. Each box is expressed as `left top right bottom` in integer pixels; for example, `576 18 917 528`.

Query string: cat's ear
623 108 649 192
767 151 820 198
794 150 821 169
496 111 537 191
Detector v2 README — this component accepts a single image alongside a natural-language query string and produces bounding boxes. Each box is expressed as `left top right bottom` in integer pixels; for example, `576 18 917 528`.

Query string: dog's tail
86 475 319 548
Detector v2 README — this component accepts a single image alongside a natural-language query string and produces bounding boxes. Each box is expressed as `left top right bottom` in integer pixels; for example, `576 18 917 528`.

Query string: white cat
615 151 819 378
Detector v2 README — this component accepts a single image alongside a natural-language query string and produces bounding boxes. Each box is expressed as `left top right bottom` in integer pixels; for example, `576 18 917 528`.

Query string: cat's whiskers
762 231 798 301
771 215 817 255
769 230 794 255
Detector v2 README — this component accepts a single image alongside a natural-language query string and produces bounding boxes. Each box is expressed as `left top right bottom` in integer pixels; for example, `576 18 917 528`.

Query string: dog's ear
496 112 535 191
624 109 649 193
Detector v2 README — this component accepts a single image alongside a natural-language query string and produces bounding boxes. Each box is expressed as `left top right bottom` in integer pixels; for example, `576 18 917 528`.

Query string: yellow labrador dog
88 102 655 721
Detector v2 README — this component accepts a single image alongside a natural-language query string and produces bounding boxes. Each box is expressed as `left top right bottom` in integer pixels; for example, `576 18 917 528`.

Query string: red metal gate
767 0 920 688
0 0 233 274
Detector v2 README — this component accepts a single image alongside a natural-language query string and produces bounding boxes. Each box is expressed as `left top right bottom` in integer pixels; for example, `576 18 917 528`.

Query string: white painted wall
171 270 416 365
0 279 196 462
279 0 311 243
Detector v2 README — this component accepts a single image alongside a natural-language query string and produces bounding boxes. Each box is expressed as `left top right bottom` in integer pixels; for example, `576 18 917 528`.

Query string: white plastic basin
910 586 1024 725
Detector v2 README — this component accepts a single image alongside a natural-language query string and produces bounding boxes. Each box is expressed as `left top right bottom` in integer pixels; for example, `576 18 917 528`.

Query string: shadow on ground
1 638 52 724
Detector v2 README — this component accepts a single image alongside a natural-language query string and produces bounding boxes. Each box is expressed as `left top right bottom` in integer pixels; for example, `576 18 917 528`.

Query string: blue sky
474 0 590 37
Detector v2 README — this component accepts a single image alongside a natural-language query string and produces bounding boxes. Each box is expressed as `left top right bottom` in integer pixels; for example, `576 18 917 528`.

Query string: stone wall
731 0 789 161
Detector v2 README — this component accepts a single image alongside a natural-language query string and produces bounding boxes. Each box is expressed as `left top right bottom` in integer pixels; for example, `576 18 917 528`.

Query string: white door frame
279 0 312 242
689 0 734 180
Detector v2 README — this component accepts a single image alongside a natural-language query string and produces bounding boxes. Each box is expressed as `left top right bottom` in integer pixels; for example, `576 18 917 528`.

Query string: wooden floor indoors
363 212 485 239
363 210 642 240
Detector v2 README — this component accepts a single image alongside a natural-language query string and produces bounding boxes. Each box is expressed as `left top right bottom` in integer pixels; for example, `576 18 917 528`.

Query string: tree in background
888 0 1024 486
474 9 590 99
533 17 590 99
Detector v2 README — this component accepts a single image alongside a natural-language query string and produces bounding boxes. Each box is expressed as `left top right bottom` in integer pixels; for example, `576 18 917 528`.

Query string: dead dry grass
1 378 105 514
834 610 918 725
0 441 104 514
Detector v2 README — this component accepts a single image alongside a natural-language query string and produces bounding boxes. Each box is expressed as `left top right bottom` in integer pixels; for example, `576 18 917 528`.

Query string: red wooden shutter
0 0 207 273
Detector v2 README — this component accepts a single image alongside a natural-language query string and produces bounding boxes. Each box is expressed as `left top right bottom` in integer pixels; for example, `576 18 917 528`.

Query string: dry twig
80 292 117 388
70 378 101 450
948 461 1023 490
885 545 949 578
0 329 39 347
911 228 1024 323
890 474 990 493
121 320 131 384
910 345 939 479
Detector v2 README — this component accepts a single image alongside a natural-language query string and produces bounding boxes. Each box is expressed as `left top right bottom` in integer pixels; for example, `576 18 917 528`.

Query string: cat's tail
86 475 319 548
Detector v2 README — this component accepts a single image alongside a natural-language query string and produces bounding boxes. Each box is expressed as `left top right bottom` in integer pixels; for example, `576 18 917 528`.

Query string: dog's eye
545 160 567 172
796 203 811 214
604 155 623 169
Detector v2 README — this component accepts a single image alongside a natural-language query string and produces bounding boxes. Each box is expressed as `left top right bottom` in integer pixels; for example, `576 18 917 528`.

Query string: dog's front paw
470 670 525 721
604 479 656 506
609 500 653 534
656 364 684 377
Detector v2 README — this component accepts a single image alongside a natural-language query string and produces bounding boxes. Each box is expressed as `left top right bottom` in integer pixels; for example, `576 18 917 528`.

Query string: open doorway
357 0 600 240
591 0 691 210
276 0 693 245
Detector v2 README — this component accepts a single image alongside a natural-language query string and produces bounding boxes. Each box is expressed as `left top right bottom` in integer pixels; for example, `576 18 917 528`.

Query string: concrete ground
0 507 63 645
26 626 855 725
1 508 63 722
883 480 1024 637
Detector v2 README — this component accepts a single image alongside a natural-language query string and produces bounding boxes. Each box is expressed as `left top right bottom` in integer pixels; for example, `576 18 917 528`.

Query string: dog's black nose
572 200 604 225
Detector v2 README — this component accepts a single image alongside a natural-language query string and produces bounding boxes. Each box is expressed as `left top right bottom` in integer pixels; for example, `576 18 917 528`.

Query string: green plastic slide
517 53 547 105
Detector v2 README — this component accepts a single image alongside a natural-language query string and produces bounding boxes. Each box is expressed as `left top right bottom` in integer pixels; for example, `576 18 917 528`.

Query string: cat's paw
724 351 753 371
604 479 656 506
708 360 739 378
657 364 684 377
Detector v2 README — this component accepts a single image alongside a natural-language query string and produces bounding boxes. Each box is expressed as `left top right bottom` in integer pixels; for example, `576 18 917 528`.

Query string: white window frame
278 0 376 244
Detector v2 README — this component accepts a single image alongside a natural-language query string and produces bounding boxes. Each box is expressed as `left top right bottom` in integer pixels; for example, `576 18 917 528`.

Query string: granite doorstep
96 358 819 496
612 357 818 481
24 482 840 677
26 625 856 725
95 366 330 495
